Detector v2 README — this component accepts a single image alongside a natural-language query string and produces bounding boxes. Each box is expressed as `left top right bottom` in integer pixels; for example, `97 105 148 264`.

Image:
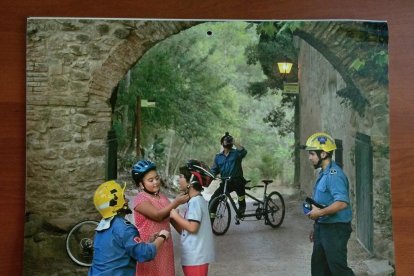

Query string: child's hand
149 232 159 242
175 193 190 205
158 229 170 240
170 208 178 219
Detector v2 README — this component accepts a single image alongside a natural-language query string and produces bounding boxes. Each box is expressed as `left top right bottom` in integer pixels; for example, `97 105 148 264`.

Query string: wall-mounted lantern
277 60 298 94
277 61 293 76
277 61 293 84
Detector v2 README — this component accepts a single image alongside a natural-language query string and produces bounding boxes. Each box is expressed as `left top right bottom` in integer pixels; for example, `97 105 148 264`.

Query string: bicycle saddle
262 180 273 185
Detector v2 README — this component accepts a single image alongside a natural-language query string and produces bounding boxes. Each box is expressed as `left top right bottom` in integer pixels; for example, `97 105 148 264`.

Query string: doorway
355 132 374 253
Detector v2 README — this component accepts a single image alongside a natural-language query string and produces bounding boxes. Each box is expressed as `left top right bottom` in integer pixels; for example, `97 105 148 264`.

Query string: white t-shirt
180 195 215 266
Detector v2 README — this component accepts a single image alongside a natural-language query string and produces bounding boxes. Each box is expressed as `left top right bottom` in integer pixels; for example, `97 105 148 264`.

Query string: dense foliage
113 21 295 185
244 22 299 137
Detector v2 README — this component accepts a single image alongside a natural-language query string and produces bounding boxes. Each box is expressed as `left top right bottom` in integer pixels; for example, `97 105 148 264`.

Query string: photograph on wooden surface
25 18 392 275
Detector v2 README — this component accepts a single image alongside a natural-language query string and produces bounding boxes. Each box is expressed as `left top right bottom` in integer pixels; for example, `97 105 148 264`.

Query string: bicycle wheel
66 220 99 267
264 191 285 228
209 196 231 235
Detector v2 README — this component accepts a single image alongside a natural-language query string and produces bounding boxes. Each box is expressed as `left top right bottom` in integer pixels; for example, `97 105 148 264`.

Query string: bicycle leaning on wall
66 219 99 267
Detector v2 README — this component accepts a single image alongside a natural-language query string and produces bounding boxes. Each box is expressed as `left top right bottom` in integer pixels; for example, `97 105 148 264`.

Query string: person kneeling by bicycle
209 132 248 219
89 180 170 276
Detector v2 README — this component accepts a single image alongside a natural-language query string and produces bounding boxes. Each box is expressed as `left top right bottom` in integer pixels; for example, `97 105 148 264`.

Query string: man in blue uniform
89 180 170 276
209 132 247 218
304 132 354 276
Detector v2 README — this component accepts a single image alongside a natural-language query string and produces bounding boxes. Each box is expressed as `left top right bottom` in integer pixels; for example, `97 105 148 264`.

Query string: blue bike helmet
132 160 156 183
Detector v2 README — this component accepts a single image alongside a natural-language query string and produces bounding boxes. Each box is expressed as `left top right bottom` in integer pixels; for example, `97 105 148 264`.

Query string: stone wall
25 18 196 274
297 38 393 262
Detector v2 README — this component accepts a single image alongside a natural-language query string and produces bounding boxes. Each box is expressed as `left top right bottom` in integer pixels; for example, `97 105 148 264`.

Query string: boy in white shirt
170 160 215 276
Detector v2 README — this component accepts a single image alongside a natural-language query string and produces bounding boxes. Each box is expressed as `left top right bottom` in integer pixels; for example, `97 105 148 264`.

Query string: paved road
127 184 370 276
172 195 370 276
172 197 312 276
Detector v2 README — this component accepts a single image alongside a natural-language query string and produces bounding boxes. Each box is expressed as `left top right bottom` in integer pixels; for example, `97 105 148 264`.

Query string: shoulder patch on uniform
330 169 337 175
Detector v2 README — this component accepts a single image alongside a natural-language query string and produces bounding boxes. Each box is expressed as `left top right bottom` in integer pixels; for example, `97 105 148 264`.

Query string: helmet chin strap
188 175 202 192
314 151 329 169
142 183 159 196
314 159 322 169
118 204 132 215
185 175 195 195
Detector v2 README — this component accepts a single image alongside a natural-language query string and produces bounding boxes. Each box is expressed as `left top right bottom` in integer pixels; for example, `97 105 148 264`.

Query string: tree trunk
165 130 174 177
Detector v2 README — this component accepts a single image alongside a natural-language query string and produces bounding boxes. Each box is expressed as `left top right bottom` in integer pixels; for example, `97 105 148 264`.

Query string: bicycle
66 220 99 267
208 177 285 235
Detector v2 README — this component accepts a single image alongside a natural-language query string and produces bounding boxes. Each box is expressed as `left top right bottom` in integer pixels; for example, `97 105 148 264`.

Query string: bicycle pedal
252 203 259 206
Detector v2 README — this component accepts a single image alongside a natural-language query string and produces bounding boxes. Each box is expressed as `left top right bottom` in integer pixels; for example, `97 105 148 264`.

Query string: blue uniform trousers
311 222 354 276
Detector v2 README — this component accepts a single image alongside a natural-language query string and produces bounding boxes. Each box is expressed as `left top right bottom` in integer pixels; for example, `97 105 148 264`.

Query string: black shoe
238 206 246 218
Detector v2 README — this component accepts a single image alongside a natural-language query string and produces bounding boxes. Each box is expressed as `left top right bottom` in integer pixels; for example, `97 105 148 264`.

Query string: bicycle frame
210 176 285 235
220 177 269 220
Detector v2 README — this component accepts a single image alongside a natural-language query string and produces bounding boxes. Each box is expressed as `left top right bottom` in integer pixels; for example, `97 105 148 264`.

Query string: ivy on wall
294 22 388 116
336 85 370 116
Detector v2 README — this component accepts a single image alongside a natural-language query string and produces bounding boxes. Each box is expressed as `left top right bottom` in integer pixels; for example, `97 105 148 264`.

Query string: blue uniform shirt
88 215 156 276
211 147 247 178
312 161 352 223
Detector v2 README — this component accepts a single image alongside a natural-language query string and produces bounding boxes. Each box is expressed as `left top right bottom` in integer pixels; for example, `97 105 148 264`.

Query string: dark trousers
311 222 354 276
209 177 246 214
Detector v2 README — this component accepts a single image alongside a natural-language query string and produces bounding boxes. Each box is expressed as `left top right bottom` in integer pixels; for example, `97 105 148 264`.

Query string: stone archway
295 21 388 120
25 18 198 274
26 19 197 220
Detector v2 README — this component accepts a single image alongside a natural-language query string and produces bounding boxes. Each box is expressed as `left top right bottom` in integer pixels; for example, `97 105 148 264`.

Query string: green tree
245 21 299 136
114 21 295 186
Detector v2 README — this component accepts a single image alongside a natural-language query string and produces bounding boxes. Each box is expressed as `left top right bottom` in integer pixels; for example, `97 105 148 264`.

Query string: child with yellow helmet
88 180 170 276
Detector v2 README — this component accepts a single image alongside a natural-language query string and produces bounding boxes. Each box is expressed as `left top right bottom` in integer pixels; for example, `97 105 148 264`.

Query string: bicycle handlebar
214 176 232 181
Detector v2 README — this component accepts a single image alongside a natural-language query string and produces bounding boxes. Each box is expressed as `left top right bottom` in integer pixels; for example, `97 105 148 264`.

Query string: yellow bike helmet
93 180 126 219
305 132 337 152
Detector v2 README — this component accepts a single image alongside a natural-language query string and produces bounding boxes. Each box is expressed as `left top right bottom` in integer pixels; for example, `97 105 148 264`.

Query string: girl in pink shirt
132 160 189 276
